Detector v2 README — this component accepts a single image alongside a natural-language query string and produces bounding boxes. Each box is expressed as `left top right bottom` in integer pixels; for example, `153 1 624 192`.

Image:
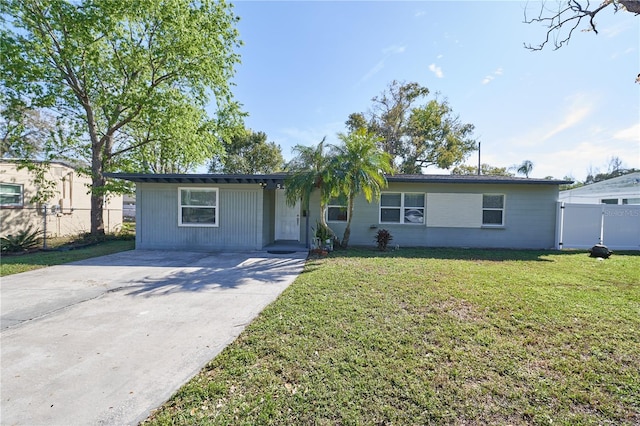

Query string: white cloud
414 10 426 18
356 44 406 86
482 67 503 85
542 93 595 141
543 104 592 141
613 123 640 141
359 60 385 84
382 44 406 55
428 63 444 78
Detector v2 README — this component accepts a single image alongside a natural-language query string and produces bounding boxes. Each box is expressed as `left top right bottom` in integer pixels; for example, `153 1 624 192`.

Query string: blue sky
220 1 639 181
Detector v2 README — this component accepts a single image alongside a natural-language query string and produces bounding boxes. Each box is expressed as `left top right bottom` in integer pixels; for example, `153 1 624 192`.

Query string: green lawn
144 248 640 425
0 239 135 276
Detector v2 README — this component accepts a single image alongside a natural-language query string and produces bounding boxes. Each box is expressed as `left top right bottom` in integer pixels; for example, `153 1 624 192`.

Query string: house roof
560 172 640 197
105 172 571 186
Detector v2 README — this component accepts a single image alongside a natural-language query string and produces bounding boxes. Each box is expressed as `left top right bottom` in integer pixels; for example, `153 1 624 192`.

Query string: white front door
275 189 300 240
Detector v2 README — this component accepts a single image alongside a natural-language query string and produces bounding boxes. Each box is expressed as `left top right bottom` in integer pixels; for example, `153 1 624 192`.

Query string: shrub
1 226 44 253
375 228 393 251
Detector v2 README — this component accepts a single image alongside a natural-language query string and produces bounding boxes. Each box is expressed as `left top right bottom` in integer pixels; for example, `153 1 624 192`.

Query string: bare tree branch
524 0 638 51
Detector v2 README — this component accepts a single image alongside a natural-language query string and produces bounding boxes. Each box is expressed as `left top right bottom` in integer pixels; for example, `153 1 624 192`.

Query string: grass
0 237 135 276
143 248 640 425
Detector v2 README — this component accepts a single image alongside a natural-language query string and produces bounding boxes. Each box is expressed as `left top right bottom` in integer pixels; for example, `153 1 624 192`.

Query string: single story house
559 172 640 205
106 173 571 251
1 160 123 238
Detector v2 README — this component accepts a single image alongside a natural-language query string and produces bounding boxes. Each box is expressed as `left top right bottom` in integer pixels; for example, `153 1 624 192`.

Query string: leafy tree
584 156 638 184
451 163 514 176
123 91 233 174
516 160 534 178
332 128 394 248
524 0 640 51
284 138 337 236
1 0 242 236
209 128 284 174
348 81 477 173
401 98 477 173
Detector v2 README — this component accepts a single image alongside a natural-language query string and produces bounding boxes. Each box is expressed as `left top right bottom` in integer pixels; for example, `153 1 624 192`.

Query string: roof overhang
105 173 572 186
104 173 287 189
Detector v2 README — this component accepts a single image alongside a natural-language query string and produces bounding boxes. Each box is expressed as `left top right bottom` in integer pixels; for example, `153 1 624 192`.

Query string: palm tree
284 137 337 237
332 128 394 248
517 160 534 178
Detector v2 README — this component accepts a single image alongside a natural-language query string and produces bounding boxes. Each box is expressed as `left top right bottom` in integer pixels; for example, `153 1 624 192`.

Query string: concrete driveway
0 249 306 425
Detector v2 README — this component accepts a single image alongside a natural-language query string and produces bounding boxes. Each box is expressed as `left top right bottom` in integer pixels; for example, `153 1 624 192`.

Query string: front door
275 189 300 241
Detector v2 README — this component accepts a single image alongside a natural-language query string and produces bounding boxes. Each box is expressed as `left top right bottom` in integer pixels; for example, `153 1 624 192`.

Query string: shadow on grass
323 246 640 262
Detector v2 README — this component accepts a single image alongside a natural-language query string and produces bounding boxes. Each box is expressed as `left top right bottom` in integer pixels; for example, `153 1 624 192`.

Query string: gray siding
261 189 275 246
136 183 263 251
309 182 559 249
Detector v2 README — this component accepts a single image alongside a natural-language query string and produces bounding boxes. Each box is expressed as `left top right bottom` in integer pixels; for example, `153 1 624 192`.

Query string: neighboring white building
0 160 123 237
559 172 640 205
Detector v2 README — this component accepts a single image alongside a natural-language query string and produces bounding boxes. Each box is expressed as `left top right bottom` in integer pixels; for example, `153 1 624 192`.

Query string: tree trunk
86 105 106 237
341 195 355 248
90 148 106 236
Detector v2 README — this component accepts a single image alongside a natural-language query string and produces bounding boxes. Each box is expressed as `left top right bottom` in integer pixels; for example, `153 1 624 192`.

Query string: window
380 192 425 224
623 198 640 205
601 198 618 205
0 183 23 207
179 187 218 226
327 196 348 222
482 194 505 226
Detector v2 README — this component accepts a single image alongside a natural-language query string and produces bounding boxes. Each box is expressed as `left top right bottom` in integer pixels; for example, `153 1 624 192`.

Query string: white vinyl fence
556 202 640 250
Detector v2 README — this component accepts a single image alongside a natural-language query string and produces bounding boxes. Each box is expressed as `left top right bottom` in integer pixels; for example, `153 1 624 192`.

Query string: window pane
381 208 400 222
623 198 640 205
182 207 216 224
483 210 503 225
600 199 618 205
483 194 504 208
0 194 21 205
404 208 424 224
181 190 216 206
328 206 347 222
0 184 22 206
0 184 21 195
381 193 401 207
404 193 424 207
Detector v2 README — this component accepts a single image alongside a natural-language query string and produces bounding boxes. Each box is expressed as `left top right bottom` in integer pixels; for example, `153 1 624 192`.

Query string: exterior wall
310 182 560 249
0 162 122 237
261 189 275 247
136 182 265 251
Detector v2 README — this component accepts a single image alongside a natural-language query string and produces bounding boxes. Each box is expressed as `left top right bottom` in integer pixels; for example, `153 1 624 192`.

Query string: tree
451 163 515 176
516 160 534 178
332 128 394 248
1 0 242 236
123 91 233 174
584 156 638 184
0 98 52 158
524 0 640 51
401 98 477 174
348 81 477 173
209 128 284 174
284 138 337 236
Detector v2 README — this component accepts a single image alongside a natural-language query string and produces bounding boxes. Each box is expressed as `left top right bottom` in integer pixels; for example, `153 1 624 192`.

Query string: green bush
1 226 44 253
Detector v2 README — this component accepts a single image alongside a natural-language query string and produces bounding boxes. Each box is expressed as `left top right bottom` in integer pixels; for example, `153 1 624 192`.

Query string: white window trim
482 193 506 227
0 183 24 208
178 187 219 227
380 192 426 225
326 197 348 223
